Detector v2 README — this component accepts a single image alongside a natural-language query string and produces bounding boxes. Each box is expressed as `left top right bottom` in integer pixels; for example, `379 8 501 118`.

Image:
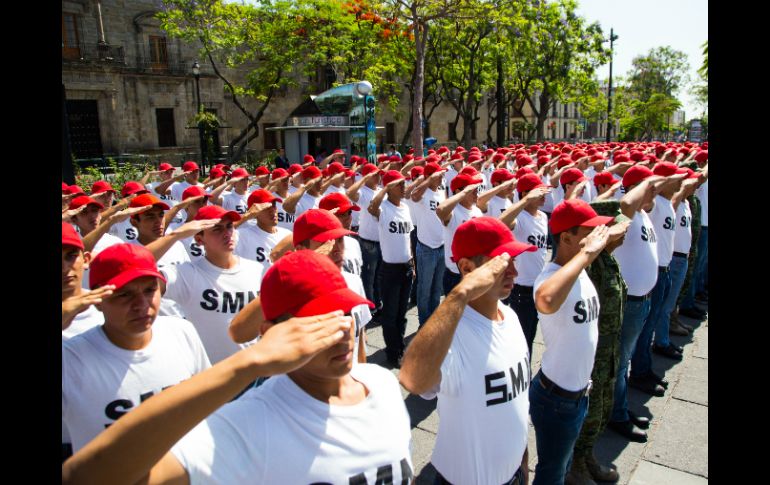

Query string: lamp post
605 28 618 143
192 60 207 174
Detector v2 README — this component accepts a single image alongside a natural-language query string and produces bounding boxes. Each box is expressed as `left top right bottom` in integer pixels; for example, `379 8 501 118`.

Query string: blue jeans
360 238 382 308
416 241 445 327
380 261 414 360
655 255 688 347
505 285 538 356
530 372 589 485
443 269 462 297
611 297 651 422
631 267 670 377
681 226 708 308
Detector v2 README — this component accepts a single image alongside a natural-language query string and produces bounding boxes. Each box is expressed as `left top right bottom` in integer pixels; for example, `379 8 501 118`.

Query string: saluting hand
62 285 116 330
453 253 511 302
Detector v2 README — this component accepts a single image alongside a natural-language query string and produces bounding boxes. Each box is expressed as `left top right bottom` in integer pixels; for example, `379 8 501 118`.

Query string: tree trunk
411 15 427 156
536 91 550 142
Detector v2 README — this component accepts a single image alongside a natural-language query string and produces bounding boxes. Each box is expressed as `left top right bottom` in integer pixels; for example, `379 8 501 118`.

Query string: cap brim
152 201 171 211
295 286 375 318
337 203 360 212
221 211 242 222
100 268 166 291
489 240 538 259
580 215 615 228
311 228 356 243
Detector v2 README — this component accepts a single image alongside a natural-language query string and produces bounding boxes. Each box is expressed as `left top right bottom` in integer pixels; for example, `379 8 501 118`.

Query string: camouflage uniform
572 200 628 468
676 193 701 307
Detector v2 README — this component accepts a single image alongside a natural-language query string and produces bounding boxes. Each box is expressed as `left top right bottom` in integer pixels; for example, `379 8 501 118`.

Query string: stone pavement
364 300 708 484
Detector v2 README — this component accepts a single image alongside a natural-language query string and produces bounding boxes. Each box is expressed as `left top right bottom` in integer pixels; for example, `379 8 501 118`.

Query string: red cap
409 166 425 180
319 192 360 213
194 204 241 222
301 166 322 180
629 151 645 162
293 209 355 246
377 154 389 163
382 170 405 186
91 180 116 194
517 173 545 193
230 168 250 179
593 172 616 187
557 156 574 169
653 162 687 177
288 164 303 175
455 146 466 153
247 189 282 207
209 167 226 179
333 148 345 155
515 155 533 168
260 250 373 321
451 216 537 263
303 154 316 164
321 168 331 178
491 168 514 185
69 195 104 211
483 148 495 157
450 152 464 162
62 182 68 192
437 146 450 154
450 173 483 193
560 168 587 185
537 155 550 167
407 148 415 155
550 199 614 234
121 181 149 197
182 161 200 172
129 193 170 211
459 165 480 177
683 168 701 179
62 222 84 250
622 165 654 188
492 153 506 162
158 162 174 171
467 154 483 164
423 162 446 177
388 155 401 163
89 243 166 290
254 166 270 176
571 150 587 161
654 145 667 156
613 152 631 164
328 162 346 175
694 150 708 163
361 163 381 176
64 185 86 197
515 167 535 179
271 168 289 180
182 186 210 201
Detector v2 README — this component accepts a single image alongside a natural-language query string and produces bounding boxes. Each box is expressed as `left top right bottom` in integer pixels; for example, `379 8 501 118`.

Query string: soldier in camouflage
671 162 702 333
567 200 630 485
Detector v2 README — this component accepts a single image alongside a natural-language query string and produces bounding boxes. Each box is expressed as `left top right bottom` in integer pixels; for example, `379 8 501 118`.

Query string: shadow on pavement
404 393 437 429
415 462 437 484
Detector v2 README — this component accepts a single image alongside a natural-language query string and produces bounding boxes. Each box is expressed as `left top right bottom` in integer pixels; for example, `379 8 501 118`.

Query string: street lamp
192 60 206 174
605 28 618 143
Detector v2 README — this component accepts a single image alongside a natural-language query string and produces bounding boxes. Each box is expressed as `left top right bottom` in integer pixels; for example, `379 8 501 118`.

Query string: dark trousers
410 228 418 303
380 260 414 360
443 269 462 297
360 238 383 308
505 284 538 356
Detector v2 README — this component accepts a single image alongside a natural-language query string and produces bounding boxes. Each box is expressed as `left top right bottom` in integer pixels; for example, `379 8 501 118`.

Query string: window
264 123 278 150
563 122 567 139
156 108 177 147
563 105 568 117
62 13 80 60
386 123 396 144
448 122 458 142
149 36 168 71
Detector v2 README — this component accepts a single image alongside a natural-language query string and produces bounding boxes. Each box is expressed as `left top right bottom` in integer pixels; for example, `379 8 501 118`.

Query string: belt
658 266 669 273
538 371 591 400
381 259 413 267
434 468 522 485
673 251 688 258
627 292 651 302
359 237 379 245
514 284 534 293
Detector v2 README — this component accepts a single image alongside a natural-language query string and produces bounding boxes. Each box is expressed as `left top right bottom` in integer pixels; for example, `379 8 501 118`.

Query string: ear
129 216 139 228
193 232 204 246
457 257 476 277
82 251 92 270
259 320 275 337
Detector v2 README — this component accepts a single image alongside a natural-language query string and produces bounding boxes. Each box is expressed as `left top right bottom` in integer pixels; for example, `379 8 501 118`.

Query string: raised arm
82 206 150 252
144 219 217 262
435 183 479 226
477 178 516 213
411 171 443 203
155 172 187 196
282 180 313 214
367 180 401 219
498 186 551 229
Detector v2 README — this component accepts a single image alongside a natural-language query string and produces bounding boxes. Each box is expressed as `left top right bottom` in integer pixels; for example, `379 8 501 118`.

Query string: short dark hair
550 226 580 258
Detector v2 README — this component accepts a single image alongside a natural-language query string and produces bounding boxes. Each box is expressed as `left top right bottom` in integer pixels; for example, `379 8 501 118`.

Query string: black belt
381 259 413 267
658 266 669 273
627 292 651 302
514 284 534 293
358 238 379 245
538 371 590 400
673 252 688 258
434 468 522 485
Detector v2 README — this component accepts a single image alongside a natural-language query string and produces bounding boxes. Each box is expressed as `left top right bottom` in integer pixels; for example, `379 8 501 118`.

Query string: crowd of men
62 140 708 485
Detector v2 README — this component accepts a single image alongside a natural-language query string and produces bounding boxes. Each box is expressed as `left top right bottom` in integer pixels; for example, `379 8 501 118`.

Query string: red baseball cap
91 181 116 194
450 173 483 193
89 243 166 291
303 154 316 164
560 168 587 185
230 168 250 179
328 162 346 175
515 155 533 168
409 166 425 180
388 155 401 163
557 156 574 169
182 186 210 201
260 250 373 321
613 152 631 164
182 161 200 172
550 199 614 234
460 165 480 177
319 193 360 213
451 216 537 263
517 173 545 193
129 193 171 211
653 162 687 177
301 166 323 180
254 166 270 176
515 167 535 179
483 148 495 157
158 162 174 171
491 168 514 185
361 163 381 176
492 153 506 162
683 168 701 179
537 156 551 167
64 185 86 197
121 181 149 197
209 167 227 179
382 170 405 186
69 195 104 211
622 165 654 188
694 150 708 163
62 222 84 250
467 154 483 164
333 148 345 155
288 164 303 176
593 172 616 187
62 182 68 192
272 168 289 180
423 162 446 177
450 152 465 162
247 189 282 207
293 209 355 246
194 205 241 222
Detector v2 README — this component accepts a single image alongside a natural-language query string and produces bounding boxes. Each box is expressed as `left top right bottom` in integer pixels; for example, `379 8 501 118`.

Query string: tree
626 46 690 101
617 93 681 141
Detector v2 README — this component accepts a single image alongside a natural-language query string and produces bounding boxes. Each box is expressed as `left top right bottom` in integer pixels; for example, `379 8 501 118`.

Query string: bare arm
346 173 375 202
319 172 345 194
82 206 150 252
163 196 204 229
593 181 622 202
155 172 187 196
144 219 217 262
499 186 550 229
281 181 312 214
477 179 515 213
435 184 479 226
411 172 443 203
367 182 397 219
619 177 659 219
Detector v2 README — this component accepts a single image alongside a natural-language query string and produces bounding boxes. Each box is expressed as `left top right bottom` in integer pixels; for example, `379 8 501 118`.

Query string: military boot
586 452 620 483
566 456 598 485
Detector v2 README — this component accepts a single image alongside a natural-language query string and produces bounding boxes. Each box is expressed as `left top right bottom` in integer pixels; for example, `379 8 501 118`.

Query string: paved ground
364 297 708 484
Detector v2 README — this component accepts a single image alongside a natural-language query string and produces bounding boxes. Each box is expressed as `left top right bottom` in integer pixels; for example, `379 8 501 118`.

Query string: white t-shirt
423 303 529 484
342 270 372 363
166 221 207 262
487 195 511 217
613 209 659 296
171 364 414 484
535 262 599 391
61 305 104 341
234 224 292 268
405 197 421 229
161 256 264 364
109 219 139 242
512 210 548 286
480 164 495 193
541 174 556 213
323 184 346 197
697 179 708 227
294 192 320 218
170 181 204 203
342 235 364 277
649 195 676 266
443 204 483 273
444 166 461 197
62 317 210 452
357 186 380 241
221 191 249 215
673 199 693 254
146 181 177 205
377 199 413 264
273 193 295 231
416 188 446 248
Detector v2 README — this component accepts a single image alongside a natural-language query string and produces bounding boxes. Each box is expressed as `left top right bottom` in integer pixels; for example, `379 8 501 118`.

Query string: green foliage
74 159 152 190
626 46 689 101
617 93 680 141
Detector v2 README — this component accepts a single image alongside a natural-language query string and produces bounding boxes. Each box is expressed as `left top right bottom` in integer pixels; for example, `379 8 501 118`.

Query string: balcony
62 42 126 64
134 48 191 76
